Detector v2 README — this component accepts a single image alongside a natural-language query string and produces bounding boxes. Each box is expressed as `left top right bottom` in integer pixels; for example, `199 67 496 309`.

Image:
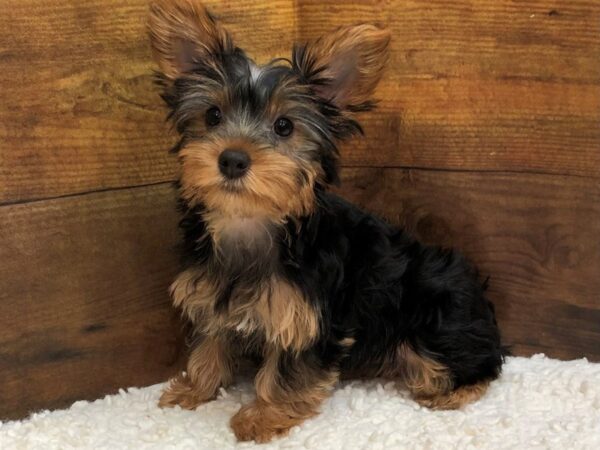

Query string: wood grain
1 0 599 204
0 0 599 421
2 167 598 420
295 0 600 177
0 0 297 204
337 167 600 361
0 183 184 420
343 77 600 177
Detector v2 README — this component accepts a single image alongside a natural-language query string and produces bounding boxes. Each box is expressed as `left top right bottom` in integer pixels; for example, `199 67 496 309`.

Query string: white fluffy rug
2 355 600 450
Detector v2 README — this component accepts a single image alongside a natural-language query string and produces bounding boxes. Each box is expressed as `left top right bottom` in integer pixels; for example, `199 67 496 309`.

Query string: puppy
148 0 504 443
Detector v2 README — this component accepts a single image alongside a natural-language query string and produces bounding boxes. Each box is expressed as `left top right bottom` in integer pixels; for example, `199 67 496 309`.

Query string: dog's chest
170 269 319 352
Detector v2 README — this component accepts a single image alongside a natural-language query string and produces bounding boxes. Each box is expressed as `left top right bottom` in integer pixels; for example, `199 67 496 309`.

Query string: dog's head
149 0 390 224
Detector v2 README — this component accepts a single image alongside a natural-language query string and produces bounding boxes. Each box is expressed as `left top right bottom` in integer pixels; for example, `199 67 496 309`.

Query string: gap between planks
1 164 598 208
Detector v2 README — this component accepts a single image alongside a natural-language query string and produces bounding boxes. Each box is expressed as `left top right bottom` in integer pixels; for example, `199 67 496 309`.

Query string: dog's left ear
293 24 391 111
148 0 233 79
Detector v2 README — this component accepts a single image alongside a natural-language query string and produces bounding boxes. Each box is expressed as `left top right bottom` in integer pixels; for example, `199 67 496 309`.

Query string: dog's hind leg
392 342 490 410
413 381 489 410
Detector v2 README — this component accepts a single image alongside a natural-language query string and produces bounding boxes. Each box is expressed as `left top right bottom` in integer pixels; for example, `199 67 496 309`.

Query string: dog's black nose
218 149 250 179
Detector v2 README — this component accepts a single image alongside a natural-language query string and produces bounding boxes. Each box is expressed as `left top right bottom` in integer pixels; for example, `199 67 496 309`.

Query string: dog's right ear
148 0 233 79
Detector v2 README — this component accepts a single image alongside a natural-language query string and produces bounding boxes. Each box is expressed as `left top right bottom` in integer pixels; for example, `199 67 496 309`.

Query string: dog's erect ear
148 0 233 79
293 24 390 110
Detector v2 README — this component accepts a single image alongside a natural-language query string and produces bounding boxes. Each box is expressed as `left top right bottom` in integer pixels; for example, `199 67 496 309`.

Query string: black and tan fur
148 0 505 443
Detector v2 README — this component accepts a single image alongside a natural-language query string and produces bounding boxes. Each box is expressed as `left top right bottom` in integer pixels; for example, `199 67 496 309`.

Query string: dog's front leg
230 347 338 443
159 335 233 409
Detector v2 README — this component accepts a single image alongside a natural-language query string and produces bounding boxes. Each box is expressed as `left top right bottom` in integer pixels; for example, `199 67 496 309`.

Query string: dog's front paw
230 402 293 443
158 374 213 410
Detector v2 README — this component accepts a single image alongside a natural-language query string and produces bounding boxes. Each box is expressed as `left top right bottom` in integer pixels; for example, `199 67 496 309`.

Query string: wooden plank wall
0 0 598 420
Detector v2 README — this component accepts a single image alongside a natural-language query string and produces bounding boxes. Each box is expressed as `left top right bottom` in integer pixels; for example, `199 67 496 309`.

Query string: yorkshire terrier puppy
148 0 504 443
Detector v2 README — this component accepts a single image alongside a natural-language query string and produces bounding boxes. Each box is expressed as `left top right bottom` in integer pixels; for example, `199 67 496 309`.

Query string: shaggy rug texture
1 355 599 449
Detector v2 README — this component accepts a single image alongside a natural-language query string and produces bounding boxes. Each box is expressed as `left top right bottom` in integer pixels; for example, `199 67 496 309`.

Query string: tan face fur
149 0 390 234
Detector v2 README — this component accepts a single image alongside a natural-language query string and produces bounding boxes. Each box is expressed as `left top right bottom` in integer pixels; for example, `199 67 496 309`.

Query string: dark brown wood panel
0 183 184 420
337 167 600 361
2 166 598 421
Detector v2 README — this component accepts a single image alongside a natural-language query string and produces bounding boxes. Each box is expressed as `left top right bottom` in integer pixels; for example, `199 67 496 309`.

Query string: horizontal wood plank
297 0 600 81
2 165 598 420
0 183 185 420
343 77 600 177
1 0 599 203
337 167 600 361
296 0 600 177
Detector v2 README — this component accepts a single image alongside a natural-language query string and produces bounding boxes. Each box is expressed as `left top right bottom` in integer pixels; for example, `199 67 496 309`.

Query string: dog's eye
205 107 222 127
274 117 293 137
